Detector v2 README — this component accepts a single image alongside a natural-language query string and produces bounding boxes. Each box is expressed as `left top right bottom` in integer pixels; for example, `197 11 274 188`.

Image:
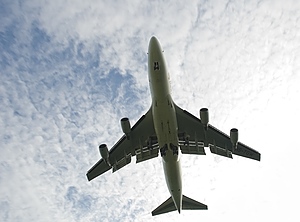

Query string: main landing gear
160 144 179 156
160 144 167 157
170 143 178 155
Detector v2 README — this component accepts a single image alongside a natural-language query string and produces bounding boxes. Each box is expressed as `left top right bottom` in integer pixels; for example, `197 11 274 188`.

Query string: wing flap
180 143 206 155
209 145 233 158
112 154 131 172
136 146 159 163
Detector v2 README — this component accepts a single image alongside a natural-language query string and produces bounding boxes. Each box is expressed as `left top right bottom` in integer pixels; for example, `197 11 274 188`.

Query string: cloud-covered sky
1 0 300 221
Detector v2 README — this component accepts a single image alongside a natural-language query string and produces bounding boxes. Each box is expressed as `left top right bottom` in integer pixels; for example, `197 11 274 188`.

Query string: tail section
152 195 207 216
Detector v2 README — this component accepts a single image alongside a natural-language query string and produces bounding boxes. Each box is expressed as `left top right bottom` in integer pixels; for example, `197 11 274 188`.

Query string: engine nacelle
230 128 238 150
200 108 209 130
121 117 131 139
99 144 111 166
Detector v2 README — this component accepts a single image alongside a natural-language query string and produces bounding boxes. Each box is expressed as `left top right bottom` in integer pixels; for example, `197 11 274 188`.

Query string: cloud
1 0 300 221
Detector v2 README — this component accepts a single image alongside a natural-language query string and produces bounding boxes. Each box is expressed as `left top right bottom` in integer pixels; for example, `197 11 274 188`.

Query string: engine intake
200 108 209 130
121 117 131 139
99 144 111 166
230 128 238 150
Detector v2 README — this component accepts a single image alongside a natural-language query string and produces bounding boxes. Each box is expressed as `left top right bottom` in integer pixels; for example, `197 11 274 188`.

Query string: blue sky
1 0 300 221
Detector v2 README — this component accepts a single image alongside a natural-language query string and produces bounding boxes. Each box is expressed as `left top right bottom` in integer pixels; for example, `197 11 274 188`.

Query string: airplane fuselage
148 36 182 212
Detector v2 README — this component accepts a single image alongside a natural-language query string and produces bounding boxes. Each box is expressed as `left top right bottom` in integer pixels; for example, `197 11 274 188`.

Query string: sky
1 0 300 221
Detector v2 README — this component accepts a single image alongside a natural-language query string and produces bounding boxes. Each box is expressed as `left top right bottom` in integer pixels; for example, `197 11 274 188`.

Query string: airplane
86 36 261 216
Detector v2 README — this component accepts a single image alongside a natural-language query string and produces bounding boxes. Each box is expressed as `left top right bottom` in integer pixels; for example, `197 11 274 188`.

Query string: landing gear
170 143 178 155
160 143 179 156
160 144 167 157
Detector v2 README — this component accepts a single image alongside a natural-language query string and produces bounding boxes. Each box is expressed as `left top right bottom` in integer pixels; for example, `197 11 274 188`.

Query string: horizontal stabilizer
152 197 176 216
152 195 207 216
182 195 208 210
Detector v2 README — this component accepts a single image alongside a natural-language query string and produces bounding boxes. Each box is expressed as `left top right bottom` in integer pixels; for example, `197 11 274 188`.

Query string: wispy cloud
1 0 300 221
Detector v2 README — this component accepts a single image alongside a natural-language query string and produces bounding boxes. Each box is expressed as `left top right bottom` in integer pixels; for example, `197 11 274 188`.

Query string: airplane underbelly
153 98 178 148
152 95 180 164
163 158 182 190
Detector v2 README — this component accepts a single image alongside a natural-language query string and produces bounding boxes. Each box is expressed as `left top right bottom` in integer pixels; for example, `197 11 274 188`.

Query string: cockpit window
154 61 159 70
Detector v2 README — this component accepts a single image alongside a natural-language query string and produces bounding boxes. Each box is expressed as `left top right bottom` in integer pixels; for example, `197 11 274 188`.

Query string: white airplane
87 36 261 216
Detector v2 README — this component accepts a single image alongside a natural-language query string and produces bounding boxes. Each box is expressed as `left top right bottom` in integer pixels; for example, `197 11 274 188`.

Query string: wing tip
86 173 93 181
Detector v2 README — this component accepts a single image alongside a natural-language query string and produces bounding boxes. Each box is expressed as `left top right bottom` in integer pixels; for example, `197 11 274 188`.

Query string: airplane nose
150 36 158 45
148 36 161 53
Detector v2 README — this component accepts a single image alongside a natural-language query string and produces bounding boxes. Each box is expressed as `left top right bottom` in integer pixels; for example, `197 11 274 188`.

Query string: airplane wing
175 104 261 161
87 107 158 181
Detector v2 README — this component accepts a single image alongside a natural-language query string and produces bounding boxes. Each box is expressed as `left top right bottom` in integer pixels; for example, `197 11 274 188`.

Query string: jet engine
230 128 238 150
200 108 209 130
121 117 131 139
99 144 111 166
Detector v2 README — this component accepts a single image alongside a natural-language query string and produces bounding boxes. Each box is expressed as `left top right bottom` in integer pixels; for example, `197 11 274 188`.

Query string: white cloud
1 0 300 221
